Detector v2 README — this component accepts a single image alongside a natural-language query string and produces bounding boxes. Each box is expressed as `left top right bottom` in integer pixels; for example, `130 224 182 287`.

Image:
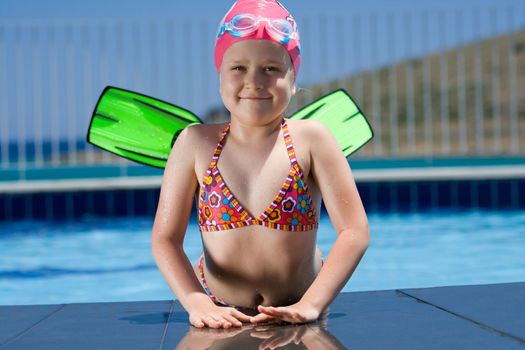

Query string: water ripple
0 264 156 279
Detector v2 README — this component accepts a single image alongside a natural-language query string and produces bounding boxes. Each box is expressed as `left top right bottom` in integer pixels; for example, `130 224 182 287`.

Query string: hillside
288 29 525 156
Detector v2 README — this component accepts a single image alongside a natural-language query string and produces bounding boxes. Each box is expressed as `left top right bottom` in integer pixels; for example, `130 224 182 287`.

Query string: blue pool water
1 210 524 306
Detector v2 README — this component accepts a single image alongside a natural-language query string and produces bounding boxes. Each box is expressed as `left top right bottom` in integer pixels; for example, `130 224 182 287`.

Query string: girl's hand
188 300 252 329
249 300 321 325
250 325 307 349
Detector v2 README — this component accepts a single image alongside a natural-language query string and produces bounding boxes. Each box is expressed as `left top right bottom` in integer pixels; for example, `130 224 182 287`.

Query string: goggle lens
218 14 297 44
269 19 293 36
231 15 256 31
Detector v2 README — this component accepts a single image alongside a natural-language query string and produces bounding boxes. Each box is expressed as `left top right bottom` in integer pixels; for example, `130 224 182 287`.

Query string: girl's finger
250 312 274 324
192 318 205 328
260 336 280 350
257 305 278 315
259 305 290 319
221 320 232 329
263 335 292 350
254 322 280 332
269 307 304 323
212 315 232 328
217 318 232 328
223 314 243 327
294 326 307 342
231 309 253 322
254 327 272 333
204 317 221 328
250 331 273 339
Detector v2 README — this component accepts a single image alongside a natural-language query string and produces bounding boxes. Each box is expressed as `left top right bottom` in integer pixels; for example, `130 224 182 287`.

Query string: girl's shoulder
180 122 228 147
186 122 226 135
285 118 340 163
179 122 228 163
285 118 332 143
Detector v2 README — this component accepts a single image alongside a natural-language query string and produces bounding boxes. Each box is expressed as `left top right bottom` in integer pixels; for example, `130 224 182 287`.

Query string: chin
236 113 279 125
238 107 273 118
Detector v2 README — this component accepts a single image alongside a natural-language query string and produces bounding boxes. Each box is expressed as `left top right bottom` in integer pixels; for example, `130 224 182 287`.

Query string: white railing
0 6 524 174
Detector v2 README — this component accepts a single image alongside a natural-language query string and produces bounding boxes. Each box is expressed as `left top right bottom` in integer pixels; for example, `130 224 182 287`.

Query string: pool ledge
2 164 525 194
1 282 523 349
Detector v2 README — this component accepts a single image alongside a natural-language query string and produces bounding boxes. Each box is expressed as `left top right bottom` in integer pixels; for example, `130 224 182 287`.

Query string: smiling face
219 39 296 125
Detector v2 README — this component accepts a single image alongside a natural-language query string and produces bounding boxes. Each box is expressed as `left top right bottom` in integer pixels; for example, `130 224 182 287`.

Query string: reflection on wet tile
172 321 346 350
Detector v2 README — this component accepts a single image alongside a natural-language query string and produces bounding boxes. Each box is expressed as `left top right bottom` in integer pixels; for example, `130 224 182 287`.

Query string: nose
244 68 264 90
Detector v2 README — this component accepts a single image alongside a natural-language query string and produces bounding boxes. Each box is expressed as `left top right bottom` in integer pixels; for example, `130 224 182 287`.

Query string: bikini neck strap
210 118 297 168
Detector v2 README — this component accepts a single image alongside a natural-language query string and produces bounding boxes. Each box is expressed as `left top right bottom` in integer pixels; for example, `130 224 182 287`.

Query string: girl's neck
228 116 284 145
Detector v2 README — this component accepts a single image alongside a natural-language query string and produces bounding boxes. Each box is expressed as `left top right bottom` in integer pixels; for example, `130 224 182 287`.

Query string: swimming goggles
217 13 298 44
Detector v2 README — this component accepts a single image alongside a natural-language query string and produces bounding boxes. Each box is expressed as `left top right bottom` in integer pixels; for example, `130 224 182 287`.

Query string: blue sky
1 0 524 21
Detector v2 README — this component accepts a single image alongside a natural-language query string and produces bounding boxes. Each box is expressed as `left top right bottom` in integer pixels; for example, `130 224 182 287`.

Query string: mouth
239 96 272 100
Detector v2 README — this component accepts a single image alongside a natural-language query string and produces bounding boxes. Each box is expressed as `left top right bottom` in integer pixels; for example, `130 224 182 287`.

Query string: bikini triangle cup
198 119 319 232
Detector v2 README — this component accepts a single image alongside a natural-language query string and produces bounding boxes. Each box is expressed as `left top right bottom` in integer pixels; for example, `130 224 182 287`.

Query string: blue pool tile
393 182 413 212
2 177 525 222
456 181 472 209
496 180 513 210
85 191 96 216
50 193 68 219
1 195 11 221
487 181 500 210
134 190 147 216
469 181 481 209
30 194 45 220
375 182 392 212
105 192 116 217
408 183 419 212
147 190 159 216
513 181 525 209
0 196 6 221
134 190 155 216
415 182 433 211
71 192 88 219
437 181 453 208
113 191 129 217
449 181 460 209
476 181 492 209
125 191 136 217
92 191 111 217
388 182 400 212
9 195 26 221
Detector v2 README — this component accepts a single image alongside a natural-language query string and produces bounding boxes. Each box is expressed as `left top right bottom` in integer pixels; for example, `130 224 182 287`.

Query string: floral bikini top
198 119 319 232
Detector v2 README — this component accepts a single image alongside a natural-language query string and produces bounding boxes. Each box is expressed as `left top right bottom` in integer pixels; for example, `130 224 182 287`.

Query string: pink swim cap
214 0 301 77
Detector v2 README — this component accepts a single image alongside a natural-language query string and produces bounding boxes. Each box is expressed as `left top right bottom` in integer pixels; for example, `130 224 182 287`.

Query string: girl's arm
300 121 370 311
151 126 251 328
251 120 369 324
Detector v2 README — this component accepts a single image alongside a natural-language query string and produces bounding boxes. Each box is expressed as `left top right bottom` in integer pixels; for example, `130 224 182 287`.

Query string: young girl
152 0 369 329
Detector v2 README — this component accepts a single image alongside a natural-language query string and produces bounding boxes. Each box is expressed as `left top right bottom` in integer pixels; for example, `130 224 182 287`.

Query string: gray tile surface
400 282 525 343
0 304 63 346
2 301 173 350
326 289 524 350
1 283 523 349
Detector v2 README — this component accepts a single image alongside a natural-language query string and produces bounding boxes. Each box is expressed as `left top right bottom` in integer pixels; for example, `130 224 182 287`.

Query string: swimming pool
1 210 524 306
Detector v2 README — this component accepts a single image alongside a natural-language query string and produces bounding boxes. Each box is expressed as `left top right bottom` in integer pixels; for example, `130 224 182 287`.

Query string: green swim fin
87 86 203 168
289 89 373 157
87 86 373 168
